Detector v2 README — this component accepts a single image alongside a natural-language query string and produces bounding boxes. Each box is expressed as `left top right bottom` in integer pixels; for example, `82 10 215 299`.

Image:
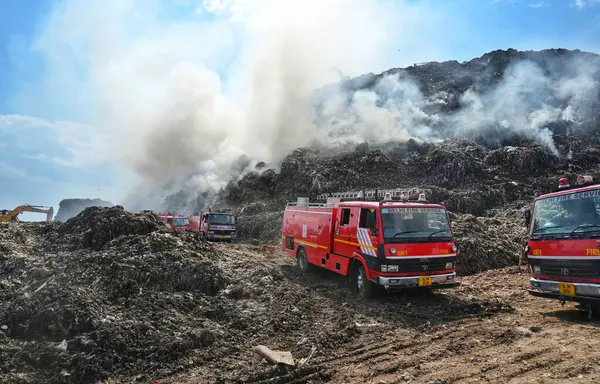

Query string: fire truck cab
282 188 460 297
158 213 191 230
525 175 600 319
197 208 237 242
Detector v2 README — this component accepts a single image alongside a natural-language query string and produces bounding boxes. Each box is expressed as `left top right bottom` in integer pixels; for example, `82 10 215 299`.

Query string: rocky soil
2 207 600 384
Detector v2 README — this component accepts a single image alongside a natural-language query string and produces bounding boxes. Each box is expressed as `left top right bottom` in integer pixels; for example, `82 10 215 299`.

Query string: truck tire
354 263 375 299
579 303 598 321
296 247 310 274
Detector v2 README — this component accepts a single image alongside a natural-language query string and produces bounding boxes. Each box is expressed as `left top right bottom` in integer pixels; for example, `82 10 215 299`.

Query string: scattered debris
252 345 296 367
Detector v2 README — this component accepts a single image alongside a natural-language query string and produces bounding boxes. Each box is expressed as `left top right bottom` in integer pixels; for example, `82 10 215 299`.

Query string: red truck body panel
526 179 600 308
158 214 191 230
282 198 459 290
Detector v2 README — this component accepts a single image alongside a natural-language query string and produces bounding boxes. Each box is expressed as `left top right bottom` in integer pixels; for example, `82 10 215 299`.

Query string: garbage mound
45 206 166 251
169 48 598 275
54 198 114 222
1 207 230 384
225 134 600 274
452 212 527 275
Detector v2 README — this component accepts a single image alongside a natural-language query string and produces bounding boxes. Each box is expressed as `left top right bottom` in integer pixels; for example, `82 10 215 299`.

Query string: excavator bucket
46 206 54 223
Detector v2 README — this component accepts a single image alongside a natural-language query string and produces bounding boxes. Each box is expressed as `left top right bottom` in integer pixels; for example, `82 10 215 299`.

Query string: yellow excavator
0 205 54 223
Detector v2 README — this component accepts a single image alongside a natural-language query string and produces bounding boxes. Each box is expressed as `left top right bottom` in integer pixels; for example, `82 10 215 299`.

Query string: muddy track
208 248 600 384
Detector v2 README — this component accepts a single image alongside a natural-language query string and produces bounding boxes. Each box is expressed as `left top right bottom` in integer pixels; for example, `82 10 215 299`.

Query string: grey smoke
29 1 600 213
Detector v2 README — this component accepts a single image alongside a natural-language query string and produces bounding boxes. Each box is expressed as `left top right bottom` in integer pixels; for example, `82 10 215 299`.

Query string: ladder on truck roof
315 187 433 202
286 196 340 208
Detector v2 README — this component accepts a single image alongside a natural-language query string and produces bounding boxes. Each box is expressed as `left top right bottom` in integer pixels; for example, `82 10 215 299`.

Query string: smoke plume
31 1 600 212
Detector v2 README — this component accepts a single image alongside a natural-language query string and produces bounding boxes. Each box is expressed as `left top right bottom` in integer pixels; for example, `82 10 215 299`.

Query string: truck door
333 206 357 256
355 208 379 268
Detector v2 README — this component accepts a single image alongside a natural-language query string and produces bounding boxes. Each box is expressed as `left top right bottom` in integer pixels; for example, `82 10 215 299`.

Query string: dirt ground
161 245 600 384
2 214 600 384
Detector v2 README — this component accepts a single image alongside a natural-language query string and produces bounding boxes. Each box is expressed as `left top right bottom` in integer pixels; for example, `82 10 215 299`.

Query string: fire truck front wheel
353 263 375 299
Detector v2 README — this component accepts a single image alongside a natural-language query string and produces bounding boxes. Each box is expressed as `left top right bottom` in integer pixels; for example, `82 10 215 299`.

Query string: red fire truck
192 208 237 242
281 188 460 297
158 213 192 230
525 174 600 319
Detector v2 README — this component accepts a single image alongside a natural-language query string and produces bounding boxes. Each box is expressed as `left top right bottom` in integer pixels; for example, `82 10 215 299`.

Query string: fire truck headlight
533 265 541 274
451 244 457 253
445 262 454 269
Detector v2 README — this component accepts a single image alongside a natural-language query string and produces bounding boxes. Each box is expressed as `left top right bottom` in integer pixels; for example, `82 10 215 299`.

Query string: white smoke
30 1 600 211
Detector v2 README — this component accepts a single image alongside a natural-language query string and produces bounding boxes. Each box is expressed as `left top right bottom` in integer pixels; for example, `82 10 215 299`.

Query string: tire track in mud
307 315 553 383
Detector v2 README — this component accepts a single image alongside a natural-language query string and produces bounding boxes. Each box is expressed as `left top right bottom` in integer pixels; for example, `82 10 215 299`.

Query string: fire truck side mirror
524 210 531 228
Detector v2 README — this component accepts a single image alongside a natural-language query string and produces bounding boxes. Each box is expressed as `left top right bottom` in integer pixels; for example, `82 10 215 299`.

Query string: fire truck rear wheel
296 247 310 274
354 263 375 298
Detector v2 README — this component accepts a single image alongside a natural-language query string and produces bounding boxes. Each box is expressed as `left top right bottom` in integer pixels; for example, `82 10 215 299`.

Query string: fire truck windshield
530 188 600 238
381 207 452 243
209 213 235 225
172 217 190 227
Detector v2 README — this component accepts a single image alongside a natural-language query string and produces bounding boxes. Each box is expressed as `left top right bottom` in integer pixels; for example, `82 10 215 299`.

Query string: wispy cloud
0 114 111 169
574 0 600 9
529 1 545 8
0 161 49 182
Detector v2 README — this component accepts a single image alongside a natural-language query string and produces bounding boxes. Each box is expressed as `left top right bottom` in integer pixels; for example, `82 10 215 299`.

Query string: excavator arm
0 205 54 223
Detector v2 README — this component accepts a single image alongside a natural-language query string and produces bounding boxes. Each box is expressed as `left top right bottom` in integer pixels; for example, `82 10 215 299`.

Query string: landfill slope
2 207 600 384
208 48 600 273
226 135 600 274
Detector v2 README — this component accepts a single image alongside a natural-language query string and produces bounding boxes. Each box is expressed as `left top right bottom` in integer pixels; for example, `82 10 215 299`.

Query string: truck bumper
528 277 600 305
207 234 235 241
377 272 460 290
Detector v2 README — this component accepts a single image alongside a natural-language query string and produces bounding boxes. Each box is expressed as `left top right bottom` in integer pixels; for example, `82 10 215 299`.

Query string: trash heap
224 133 600 274
1 207 227 384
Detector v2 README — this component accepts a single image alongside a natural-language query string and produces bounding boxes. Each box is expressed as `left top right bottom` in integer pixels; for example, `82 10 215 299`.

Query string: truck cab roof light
558 178 570 189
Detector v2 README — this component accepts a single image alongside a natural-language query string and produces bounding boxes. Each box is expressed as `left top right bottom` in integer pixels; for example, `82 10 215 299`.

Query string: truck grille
211 230 234 235
387 257 455 273
539 260 600 279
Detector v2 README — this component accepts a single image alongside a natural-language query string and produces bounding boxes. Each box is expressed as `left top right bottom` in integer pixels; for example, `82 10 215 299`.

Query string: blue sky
1 0 600 220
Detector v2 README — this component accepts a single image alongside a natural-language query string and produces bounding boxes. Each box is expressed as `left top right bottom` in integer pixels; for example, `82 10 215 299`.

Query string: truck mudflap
528 278 600 305
377 272 460 290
